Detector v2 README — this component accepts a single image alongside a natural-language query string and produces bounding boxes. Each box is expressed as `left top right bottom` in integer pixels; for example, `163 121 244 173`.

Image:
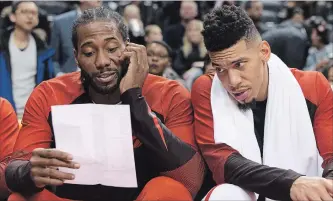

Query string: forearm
0 162 10 199
225 153 302 201
120 88 196 171
5 160 42 196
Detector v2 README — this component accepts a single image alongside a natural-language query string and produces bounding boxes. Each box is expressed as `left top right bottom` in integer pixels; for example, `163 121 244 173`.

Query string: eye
234 62 244 68
83 52 94 57
215 67 225 73
108 47 117 53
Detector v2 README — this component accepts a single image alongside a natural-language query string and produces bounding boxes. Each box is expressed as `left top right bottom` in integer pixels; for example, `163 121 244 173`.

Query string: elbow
161 152 206 198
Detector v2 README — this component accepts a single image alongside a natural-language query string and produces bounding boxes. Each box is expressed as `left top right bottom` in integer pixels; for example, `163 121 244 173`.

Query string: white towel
211 53 323 200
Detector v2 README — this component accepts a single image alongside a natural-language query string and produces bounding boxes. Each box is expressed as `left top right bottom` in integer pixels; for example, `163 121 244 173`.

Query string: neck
13 27 30 43
181 19 189 27
316 43 325 50
89 87 121 105
256 62 269 101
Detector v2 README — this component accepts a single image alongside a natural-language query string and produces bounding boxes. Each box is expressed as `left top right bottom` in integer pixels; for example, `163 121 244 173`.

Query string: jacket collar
0 26 47 52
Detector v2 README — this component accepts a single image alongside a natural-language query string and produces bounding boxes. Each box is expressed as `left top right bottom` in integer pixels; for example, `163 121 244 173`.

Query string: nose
228 69 242 90
95 51 111 70
152 56 159 62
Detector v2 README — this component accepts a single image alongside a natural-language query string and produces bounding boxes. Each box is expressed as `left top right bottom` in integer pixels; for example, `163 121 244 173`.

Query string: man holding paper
192 5 333 201
5 6 204 201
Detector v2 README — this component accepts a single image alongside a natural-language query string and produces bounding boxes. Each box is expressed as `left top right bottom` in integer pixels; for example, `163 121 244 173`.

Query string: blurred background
0 1 333 118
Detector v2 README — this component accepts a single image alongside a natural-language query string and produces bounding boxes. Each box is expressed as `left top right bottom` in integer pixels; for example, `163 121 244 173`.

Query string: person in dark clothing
0 1 54 119
262 21 309 69
173 19 206 89
146 40 186 88
164 1 198 51
244 1 269 35
5 7 204 201
192 5 333 201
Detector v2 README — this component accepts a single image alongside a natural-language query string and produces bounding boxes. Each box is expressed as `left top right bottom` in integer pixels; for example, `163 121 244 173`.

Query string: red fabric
136 176 192 201
8 177 192 201
8 189 75 201
0 98 20 197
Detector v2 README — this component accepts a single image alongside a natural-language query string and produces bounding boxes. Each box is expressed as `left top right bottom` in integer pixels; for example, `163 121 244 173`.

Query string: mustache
91 68 119 77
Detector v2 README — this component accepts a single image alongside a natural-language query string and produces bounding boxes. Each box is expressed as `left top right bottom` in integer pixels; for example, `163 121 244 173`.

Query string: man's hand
29 148 80 188
290 176 333 201
119 43 149 94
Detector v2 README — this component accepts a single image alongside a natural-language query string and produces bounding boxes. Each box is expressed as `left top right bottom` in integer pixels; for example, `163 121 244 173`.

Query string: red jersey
5 72 205 200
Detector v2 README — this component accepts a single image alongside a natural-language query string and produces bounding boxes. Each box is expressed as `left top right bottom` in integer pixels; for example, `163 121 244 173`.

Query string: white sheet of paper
51 104 137 188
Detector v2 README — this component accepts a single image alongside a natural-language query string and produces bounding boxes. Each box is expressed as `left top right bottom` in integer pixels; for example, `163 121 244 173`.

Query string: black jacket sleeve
225 153 303 201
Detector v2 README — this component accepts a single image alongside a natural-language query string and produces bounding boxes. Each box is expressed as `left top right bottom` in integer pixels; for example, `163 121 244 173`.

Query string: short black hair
202 5 260 52
72 6 129 51
12 1 37 13
147 40 172 57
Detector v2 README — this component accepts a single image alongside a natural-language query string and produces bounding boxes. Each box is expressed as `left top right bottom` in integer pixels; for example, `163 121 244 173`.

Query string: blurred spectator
203 55 215 75
0 4 51 43
0 1 54 119
164 1 198 50
328 66 333 89
51 0 101 77
280 7 305 27
244 1 269 34
304 17 333 71
262 20 309 69
322 64 333 90
144 24 163 44
173 19 206 90
146 40 186 88
123 4 145 44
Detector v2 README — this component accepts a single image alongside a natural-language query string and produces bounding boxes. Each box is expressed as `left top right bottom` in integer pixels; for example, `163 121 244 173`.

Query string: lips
150 64 158 69
95 72 117 84
232 90 249 102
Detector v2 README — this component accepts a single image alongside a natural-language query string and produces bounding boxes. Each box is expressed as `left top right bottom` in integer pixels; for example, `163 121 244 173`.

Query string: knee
8 193 26 201
136 176 192 201
8 190 72 201
203 184 256 201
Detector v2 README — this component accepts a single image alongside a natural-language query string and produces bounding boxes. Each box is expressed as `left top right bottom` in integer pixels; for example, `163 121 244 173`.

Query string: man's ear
259 40 271 63
9 14 16 24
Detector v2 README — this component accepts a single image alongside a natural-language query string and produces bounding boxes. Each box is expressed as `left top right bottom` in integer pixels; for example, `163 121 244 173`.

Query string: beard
80 68 122 95
237 99 257 112
80 59 129 94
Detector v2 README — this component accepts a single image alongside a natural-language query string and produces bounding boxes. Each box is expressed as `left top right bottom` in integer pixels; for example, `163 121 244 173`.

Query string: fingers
323 179 333 193
119 51 136 66
33 148 73 161
33 176 64 187
30 156 80 169
31 166 75 181
123 43 148 70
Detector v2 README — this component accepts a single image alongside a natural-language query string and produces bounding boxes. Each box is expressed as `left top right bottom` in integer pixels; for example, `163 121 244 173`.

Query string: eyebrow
80 37 118 49
212 57 247 67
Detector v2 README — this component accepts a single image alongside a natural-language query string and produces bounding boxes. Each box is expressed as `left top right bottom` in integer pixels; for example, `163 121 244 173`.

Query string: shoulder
142 74 190 113
0 97 15 116
29 72 83 106
143 74 190 99
191 74 213 101
291 68 331 106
